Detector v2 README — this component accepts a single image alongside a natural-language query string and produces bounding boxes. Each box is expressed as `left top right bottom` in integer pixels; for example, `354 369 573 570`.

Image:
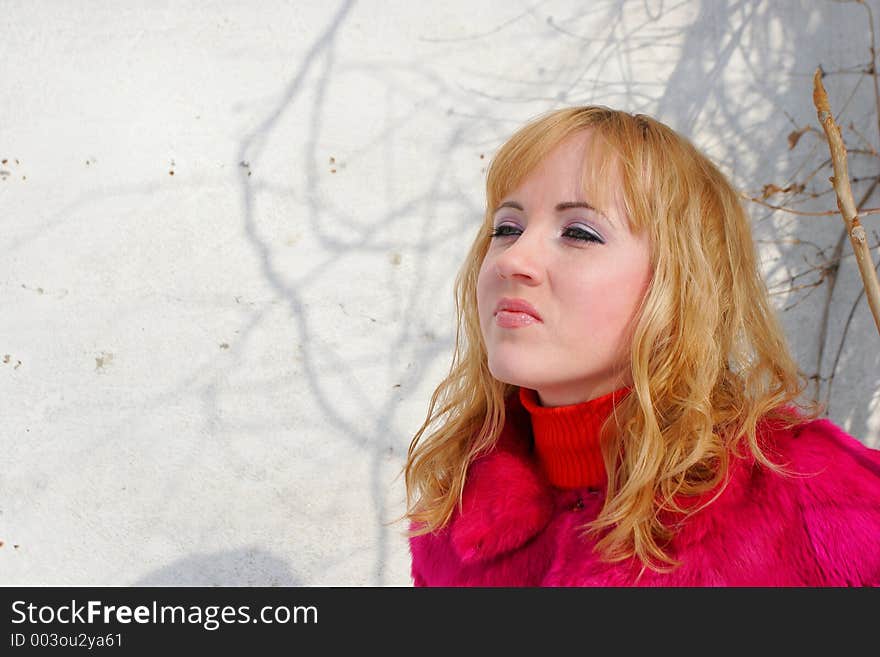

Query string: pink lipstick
494 297 542 328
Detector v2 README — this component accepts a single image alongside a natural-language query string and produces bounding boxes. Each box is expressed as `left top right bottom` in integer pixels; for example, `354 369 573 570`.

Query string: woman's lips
493 297 542 325
495 310 540 328
493 297 542 329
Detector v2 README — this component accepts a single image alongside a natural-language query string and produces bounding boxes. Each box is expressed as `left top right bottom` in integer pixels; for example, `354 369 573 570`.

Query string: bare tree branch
812 67 880 336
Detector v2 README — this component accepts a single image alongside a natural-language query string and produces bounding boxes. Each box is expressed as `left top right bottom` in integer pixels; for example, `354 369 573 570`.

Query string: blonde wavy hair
400 105 823 573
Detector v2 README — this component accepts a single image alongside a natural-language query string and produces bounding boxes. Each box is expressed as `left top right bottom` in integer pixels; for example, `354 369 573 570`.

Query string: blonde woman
402 106 880 586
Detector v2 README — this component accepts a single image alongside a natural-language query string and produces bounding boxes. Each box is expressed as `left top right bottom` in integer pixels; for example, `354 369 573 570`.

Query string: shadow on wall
131 547 301 586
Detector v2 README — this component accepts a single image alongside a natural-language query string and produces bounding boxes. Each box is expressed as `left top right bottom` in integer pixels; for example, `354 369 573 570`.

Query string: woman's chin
486 359 542 389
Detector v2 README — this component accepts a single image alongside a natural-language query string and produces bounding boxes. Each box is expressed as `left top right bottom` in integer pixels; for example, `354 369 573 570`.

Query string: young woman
402 106 880 586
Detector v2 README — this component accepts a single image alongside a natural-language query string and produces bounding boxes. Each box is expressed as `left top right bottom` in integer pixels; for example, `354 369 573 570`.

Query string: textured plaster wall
2 0 879 585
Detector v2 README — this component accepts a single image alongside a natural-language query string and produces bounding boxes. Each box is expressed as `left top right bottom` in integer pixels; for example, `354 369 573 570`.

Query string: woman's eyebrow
555 201 597 212
557 201 615 225
493 200 524 213
493 200 613 224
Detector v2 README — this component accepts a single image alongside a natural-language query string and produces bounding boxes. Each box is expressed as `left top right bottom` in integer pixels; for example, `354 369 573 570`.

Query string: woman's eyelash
489 224 604 244
489 225 520 238
563 226 604 244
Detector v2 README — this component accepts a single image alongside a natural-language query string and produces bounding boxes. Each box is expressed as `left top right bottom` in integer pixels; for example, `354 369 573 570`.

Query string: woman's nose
493 229 544 283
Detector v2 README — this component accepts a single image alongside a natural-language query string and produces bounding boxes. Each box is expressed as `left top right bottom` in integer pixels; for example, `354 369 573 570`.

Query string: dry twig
812 68 880 336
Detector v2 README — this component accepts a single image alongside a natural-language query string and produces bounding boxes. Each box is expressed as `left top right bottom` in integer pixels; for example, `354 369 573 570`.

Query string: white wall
2 0 879 585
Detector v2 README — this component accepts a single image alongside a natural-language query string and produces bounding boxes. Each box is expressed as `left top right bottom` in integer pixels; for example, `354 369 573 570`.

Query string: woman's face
476 130 653 407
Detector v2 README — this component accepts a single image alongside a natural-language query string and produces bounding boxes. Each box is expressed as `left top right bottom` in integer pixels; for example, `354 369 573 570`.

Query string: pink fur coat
409 395 880 586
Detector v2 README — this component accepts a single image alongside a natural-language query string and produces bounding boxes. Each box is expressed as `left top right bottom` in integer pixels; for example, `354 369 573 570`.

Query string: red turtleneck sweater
517 385 631 489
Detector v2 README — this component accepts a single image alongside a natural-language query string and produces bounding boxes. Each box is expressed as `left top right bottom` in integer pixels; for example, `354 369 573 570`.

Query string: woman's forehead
494 133 629 220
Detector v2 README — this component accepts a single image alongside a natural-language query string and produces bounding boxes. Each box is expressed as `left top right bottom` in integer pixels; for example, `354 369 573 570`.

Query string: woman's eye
564 225 604 244
489 224 520 238
488 223 605 244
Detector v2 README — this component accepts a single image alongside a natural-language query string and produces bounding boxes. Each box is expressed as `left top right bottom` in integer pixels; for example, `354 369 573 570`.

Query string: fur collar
449 395 556 563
